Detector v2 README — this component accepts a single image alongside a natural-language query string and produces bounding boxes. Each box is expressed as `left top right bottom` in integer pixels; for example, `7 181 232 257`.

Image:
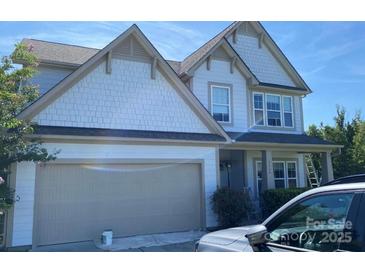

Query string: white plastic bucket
101 230 113 246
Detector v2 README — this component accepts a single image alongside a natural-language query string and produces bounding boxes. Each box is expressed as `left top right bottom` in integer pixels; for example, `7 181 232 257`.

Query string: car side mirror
245 225 268 249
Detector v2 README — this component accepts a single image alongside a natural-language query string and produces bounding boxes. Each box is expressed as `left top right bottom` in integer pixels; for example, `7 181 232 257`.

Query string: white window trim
266 93 282 127
283 96 294 129
286 161 298 187
255 160 298 192
252 92 295 129
210 85 232 124
273 161 286 188
253 92 265 126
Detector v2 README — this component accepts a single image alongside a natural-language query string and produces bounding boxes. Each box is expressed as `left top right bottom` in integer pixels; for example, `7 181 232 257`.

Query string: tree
0 43 57 209
307 106 365 179
352 119 365 172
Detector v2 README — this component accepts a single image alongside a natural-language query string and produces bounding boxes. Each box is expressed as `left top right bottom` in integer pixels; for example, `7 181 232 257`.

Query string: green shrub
211 187 252 228
261 188 310 218
0 183 15 210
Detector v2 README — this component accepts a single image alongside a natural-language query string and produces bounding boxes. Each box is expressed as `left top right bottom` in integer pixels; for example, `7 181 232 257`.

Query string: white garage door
34 162 203 246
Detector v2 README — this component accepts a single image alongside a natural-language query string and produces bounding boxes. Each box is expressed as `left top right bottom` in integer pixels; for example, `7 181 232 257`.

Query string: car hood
200 225 260 246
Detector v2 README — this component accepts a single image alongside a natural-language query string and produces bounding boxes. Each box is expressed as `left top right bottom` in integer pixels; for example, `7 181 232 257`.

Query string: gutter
28 133 229 146
221 141 343 152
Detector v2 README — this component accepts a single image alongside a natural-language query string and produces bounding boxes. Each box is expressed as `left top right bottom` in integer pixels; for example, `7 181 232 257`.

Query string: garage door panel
35 162 202 246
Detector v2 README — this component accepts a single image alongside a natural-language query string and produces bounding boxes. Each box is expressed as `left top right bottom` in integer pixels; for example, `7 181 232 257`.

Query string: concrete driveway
33 240 196 252
33 231 203 252
120 241 195 252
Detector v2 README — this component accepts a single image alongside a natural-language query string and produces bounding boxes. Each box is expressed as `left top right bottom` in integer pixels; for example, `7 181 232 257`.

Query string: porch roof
227 132 340 148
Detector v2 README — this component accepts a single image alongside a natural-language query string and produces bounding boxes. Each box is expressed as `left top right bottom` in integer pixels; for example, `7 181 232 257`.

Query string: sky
0 21 364 129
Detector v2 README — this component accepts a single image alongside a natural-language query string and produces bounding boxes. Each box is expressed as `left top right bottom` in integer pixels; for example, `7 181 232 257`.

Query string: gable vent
132 37 150 59
112 36 132 56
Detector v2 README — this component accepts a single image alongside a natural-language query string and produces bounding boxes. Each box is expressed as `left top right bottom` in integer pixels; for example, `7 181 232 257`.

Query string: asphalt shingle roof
21 38 99 67
166 60 181 74
21 39 184 74
227 132 335 146
21 22 238 74
178 22 239 75
34 125 227 142
20 23 310 92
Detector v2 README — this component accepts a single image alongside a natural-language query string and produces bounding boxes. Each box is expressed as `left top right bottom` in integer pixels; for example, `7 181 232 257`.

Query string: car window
339 193 365 252
266 192 354 252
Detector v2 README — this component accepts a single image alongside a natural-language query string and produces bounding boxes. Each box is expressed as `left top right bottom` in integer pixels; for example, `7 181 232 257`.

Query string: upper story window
267 94 281 126
211 85 231 123
283 96 293 127
253 92 294 128
253 93 264 126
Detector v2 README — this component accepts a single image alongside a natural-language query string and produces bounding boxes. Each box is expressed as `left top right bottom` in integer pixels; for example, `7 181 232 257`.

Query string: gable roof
20 22 311 93
18 25 231 141
254 22 311 92
182 37 259 84
179 21 311 93
178 22 240 75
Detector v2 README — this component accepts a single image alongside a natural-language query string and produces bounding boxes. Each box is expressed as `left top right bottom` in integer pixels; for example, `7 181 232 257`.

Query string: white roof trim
18 24 231 141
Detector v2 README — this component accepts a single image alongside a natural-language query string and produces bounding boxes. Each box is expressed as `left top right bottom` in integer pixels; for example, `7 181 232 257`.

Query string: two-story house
4 22 340 250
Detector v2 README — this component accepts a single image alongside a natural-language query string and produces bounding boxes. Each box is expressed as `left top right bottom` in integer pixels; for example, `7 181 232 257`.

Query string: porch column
230 150 245 191
261 150 275 190
321 151 334 183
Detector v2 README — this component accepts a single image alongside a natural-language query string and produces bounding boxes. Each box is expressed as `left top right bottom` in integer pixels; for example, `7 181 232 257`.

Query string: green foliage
353 122 365 171
0 183 15 209
261 188 310 218
0 43 57 209
307 106 365 178
211 187 252 228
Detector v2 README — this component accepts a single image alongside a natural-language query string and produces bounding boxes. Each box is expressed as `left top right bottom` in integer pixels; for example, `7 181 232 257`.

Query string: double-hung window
211 85 231 123
256 160 298 191
273 162 285 188
252 93 295 128
287 161 297 188
253 93 264 126
283 96 293 128
266 94 282 126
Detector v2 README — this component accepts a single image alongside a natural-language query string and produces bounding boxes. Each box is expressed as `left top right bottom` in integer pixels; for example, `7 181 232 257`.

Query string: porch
218 132 342 211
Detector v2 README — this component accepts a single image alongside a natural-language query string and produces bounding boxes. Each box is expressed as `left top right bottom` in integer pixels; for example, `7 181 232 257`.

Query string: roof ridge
22 38 101 51
178 21 241 75
19 24 231 141
181 21 237 63
166 59 181 63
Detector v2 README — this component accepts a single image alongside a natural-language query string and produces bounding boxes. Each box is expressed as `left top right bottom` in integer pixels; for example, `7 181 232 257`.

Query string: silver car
196 175 365 252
